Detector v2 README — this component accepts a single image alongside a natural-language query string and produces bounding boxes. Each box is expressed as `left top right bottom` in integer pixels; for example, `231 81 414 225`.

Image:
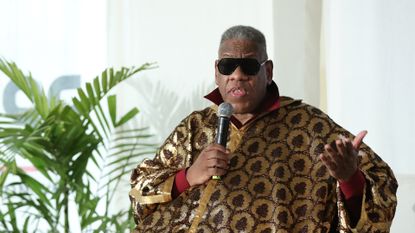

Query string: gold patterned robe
129 97 397 233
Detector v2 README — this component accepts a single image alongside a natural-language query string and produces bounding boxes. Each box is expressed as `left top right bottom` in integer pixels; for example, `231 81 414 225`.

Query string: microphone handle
212 116 230 180
215 116 230 147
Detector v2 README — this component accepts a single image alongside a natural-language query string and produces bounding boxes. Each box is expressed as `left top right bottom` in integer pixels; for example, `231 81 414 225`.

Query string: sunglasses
217 58 268 76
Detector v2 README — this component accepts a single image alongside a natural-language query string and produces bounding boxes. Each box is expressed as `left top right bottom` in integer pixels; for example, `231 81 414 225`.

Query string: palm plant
0 58 156 233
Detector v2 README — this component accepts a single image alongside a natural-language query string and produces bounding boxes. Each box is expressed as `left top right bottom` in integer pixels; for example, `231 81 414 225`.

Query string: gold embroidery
130 97 397 232
188 180 218 233
129 174 175 205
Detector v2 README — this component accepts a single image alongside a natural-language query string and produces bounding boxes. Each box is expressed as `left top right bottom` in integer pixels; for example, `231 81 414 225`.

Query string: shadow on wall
125 77 215 145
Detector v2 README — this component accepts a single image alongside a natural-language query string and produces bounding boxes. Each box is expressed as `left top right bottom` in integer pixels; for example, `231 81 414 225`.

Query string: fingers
204 144 230 161
205 144 229 154
352 130 368 150
206 156 229 170
208 166 228 177
203 144 231 176
320 133 361 181
325 140 344 164
344 138 355 157
321 140 344 174
187 144 231 186
321 137 349 171
335 139 346 156
320 153 337 171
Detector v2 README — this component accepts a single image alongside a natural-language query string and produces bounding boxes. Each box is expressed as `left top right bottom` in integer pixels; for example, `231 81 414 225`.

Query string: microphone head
217 102 233 118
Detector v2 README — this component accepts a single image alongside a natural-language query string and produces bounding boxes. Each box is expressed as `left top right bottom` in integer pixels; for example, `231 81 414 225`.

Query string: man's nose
229 66 248 81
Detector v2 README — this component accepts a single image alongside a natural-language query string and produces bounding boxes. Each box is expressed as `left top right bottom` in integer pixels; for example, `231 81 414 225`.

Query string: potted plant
0 58 156 232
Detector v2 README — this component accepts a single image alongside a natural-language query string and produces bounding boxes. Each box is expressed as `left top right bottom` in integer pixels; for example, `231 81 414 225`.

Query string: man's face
215 39 273 115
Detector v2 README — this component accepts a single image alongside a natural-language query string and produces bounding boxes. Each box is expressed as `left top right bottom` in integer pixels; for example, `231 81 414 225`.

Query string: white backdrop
0 0 413 232
107 0 276 142
0 0 106 112
0 0 107 232
322 1 415 231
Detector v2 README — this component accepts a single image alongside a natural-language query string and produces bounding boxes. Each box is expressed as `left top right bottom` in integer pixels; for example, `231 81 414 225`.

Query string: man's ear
266 60 274 85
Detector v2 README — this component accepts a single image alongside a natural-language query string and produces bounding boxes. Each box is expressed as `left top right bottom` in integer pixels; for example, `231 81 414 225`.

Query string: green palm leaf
0 58 157 232
72 63 155 142
0 59 60 119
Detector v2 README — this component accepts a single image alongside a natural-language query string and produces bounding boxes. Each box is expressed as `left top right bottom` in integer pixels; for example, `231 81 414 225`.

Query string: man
129 25 397 232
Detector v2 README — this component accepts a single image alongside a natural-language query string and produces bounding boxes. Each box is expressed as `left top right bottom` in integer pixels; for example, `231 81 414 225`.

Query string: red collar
204 81 281 128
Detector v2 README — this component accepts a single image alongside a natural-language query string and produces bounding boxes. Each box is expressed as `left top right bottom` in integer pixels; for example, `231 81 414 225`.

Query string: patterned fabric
129 97 397 233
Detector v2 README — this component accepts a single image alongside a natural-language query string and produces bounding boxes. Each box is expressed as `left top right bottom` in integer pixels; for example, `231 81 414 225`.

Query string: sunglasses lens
217 58 262 76
218 59 239 75
240 59 261 75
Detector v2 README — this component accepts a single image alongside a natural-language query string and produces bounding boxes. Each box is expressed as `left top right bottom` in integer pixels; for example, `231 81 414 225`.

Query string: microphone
212 102 233 180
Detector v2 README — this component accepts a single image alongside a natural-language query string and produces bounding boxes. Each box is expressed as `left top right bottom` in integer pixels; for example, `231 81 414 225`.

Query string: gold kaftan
129 97 397 233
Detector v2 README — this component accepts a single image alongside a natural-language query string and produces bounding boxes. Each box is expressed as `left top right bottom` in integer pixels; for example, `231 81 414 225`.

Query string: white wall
0 0 106 111
273 0 322 107
0 1 106 232
323 1 415 231
107 0 275 141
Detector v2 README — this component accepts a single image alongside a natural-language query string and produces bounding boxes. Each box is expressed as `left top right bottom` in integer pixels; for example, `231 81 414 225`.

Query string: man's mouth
229 87 247 97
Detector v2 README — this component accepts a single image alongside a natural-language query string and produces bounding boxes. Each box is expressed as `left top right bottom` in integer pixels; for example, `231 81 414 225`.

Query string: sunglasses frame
217 58 268 76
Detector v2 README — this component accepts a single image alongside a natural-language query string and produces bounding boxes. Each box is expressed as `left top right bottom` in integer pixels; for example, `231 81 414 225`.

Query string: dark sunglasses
217 58 268 76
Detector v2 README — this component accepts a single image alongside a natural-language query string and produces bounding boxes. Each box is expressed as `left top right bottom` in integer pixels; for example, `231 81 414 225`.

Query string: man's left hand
319 130 367 182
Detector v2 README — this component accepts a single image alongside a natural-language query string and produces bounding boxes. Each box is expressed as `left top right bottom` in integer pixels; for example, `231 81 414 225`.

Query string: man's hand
186 144 230 186
319 130 367 182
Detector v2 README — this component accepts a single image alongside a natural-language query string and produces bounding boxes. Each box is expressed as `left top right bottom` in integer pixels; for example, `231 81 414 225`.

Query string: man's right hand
186 144 230 186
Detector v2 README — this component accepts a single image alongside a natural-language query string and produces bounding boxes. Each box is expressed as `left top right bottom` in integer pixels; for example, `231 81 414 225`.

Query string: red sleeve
339 169 365 199
339 169 366 227
171 169 190 199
